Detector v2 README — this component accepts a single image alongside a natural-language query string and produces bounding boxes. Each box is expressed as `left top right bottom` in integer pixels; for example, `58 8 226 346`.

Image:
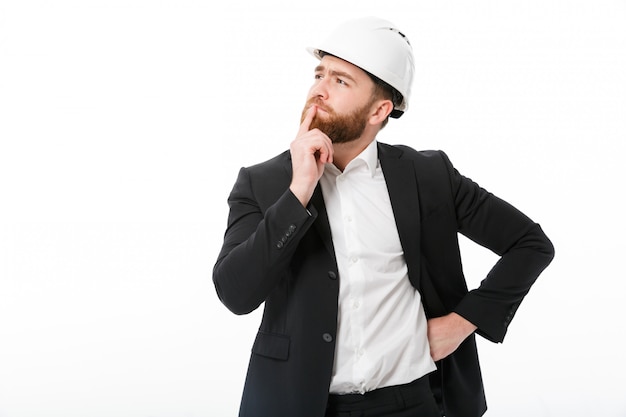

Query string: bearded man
213 17 554 417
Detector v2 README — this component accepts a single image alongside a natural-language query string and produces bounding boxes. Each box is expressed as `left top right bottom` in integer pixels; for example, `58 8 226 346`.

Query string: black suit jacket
213 143 554 417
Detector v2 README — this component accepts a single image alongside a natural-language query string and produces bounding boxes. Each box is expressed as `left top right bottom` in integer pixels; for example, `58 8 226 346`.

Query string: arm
213 105 333 315
213 170 317 315
446 151 555 343
427 152 554 359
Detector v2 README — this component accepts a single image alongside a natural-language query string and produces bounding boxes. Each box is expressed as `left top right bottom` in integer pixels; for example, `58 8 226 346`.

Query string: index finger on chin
298 105 317 135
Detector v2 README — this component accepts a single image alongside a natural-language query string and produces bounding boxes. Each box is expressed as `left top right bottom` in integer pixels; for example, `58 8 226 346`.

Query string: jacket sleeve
213 166 318 315
440 152 555 343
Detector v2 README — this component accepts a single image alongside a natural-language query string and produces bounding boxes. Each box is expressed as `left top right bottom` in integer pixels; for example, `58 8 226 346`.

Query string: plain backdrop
1 1 625 416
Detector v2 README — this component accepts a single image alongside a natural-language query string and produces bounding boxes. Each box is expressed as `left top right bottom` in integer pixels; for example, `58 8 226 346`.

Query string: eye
314 74 323 80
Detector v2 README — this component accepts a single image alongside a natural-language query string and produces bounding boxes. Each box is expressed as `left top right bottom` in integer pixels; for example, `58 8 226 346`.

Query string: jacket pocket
251 331 290 361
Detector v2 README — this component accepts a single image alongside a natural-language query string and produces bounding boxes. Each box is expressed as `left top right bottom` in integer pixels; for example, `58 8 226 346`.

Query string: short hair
365 72 403 128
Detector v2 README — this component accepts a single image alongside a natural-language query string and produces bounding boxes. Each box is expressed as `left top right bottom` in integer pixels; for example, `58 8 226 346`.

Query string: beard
300 98 373 144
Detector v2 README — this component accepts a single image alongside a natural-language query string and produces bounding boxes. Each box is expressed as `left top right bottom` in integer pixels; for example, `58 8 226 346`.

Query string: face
300 55 378 144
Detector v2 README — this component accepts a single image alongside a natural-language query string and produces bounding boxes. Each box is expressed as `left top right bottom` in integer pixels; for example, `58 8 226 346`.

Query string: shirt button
322 333 333 343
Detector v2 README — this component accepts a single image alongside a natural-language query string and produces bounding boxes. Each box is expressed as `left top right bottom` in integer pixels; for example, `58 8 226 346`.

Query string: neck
331 135 376 172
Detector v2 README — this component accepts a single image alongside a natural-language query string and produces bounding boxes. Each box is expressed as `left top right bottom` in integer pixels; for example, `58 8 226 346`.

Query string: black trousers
325 375 442 417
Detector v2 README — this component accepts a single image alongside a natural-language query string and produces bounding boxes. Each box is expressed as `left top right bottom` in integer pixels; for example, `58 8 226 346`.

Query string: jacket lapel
310 185 336 259
378 143 449 316
378 143 422 289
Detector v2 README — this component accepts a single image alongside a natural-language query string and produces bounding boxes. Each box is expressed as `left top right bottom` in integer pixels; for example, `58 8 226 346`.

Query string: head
300 53 397 144
306 17 414 122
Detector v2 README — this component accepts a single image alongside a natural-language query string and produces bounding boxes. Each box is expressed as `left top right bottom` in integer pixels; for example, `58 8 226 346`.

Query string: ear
368 99 394 125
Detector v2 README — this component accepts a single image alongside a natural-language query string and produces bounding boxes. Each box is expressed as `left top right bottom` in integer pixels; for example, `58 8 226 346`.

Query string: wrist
451 312 478 336
289 182 315 207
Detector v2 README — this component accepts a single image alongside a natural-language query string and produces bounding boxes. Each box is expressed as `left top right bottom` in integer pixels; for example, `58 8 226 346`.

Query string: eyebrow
314 65 357 84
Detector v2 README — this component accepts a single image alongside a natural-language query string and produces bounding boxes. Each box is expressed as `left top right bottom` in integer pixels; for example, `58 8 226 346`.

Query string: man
213 17 554 417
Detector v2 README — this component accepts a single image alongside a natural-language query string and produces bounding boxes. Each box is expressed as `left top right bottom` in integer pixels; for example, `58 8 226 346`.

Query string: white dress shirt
320 140 436 395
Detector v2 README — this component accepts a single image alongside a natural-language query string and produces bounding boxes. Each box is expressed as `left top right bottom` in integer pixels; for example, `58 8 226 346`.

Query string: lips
314 104 332 115
307 100 332 115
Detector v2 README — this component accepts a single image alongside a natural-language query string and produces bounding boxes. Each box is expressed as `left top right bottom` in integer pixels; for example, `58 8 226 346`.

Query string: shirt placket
337 171 367 392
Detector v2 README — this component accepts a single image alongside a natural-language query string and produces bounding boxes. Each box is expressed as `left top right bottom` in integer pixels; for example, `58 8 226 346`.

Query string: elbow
222 298 258 316
544 236 555 263
213 280 258 316
213 263 260 316
538 224 556 263
528 223 555 269
218 290 259 316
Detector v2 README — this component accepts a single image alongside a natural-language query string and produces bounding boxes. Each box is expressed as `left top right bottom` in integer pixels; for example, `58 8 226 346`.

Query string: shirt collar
348 139 379 177
324 140 379 178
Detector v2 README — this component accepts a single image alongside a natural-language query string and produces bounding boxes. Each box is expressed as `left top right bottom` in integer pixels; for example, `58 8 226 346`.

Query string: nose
310 77 329 101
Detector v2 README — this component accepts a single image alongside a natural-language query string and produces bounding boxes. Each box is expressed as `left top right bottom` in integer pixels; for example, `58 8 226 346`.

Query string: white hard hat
307 17 415 118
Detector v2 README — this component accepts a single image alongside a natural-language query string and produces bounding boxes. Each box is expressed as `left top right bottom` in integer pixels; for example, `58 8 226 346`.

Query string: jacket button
328 271 337 280
276 241 284 249
322 333 333 343
288 224 297 233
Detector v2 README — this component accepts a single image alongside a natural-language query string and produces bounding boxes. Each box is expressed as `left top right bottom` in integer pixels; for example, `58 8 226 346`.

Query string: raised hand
289 105 334 207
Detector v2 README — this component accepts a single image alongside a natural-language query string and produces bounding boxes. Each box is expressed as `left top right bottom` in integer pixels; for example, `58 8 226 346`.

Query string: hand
427 313 478 362
289 105 334 206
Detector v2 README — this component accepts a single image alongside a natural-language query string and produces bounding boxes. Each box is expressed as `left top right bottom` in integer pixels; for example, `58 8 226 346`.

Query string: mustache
305 98 334 114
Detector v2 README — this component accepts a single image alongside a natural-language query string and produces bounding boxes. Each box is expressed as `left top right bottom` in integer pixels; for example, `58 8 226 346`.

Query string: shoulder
244 150 290 172
232 151 292 198
236 150 291 184
377 142 453 167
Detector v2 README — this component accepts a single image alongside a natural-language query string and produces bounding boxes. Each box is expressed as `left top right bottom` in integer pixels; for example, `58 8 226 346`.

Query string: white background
1 1 625 416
